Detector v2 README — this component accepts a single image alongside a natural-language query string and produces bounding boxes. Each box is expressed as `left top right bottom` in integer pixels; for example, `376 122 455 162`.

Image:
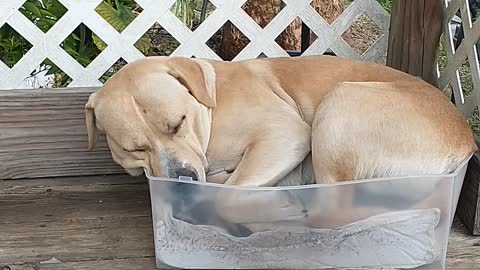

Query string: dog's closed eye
168 115 186 134
123 146 147 152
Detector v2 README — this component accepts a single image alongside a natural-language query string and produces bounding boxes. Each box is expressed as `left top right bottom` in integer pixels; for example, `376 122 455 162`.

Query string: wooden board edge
0 87 97 96
457 151 480 235
0 86 122 180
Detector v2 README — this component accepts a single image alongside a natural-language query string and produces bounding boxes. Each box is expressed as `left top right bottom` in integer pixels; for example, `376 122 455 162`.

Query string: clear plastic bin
146 156 471 269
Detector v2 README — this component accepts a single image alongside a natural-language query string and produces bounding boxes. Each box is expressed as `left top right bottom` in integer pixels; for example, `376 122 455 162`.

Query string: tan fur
166 57 216 108
311 81 476 183
85 93 99 150
85 54 477 184
85 55 477 231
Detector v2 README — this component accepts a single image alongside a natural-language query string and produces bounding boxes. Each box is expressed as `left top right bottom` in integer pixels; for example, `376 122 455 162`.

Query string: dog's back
260 55 420 124
311 80 476 183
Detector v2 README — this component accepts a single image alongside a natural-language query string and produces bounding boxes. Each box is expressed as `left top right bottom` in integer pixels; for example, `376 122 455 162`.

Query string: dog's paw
125 168 144 176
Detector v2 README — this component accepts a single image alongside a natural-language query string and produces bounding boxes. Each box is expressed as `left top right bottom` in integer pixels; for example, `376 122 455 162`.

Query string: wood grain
457 152 480 235
0 88 123 180
5 258 156 270
386 0 480 236
0 174 155 268
447 218 480 269
386 0 444 87
0 175 479 270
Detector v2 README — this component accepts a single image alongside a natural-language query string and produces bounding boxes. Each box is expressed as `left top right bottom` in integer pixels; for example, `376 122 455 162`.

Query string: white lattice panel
438 0 480 118
0 0 390 89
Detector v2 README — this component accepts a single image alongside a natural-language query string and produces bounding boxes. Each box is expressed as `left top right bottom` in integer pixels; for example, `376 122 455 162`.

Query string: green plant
17 0 71 86
0 25 32 67
94 0 150 53
17 0 101 86
62 24 102 67
2 0 205 86
19 0 67 32
171 0 198 28
1 0 153 87
377 0 392 13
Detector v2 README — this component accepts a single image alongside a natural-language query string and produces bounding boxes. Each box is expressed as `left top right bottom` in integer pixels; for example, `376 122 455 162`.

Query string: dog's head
85 56 216 181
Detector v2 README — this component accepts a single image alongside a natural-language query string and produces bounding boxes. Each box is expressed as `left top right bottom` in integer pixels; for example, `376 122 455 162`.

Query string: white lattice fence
0 0 389 89
438 0 480 119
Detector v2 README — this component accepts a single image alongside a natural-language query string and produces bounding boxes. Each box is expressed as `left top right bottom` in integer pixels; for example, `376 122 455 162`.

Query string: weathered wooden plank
0 88 123 180
457 151 480 235
5 258 156 270
447 217 480 269
0 174 154 267
0 175 479 270
387 0 444 86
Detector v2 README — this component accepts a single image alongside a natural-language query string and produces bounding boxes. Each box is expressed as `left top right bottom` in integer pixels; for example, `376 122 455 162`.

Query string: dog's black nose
174 167 198 181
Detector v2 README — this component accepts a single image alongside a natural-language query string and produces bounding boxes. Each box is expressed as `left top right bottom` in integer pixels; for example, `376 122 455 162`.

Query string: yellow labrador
85 55 476 229
85 55 475 184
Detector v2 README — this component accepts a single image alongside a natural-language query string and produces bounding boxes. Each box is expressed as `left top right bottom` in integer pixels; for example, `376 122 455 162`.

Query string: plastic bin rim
145 154 473 191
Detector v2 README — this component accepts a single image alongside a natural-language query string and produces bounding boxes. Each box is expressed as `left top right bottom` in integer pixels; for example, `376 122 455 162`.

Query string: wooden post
458 152 480 235
388 0 480 235
386 0 444 87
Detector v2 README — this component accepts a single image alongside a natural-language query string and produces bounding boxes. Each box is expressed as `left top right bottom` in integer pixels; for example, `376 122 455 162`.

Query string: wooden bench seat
0 174 479 270
1 89 479 269
0 174 155 270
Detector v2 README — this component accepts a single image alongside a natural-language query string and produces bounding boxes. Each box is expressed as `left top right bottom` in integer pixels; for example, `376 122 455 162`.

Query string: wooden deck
1 174 479 270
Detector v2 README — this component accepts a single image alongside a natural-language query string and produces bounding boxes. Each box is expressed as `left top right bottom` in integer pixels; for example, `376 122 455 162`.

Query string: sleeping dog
85 55 476 230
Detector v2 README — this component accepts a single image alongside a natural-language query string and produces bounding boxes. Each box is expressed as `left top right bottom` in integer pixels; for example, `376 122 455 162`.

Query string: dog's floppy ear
167 58 216 108
85 93 99 150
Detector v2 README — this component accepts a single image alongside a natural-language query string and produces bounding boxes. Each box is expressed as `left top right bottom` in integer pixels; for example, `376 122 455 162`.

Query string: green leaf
43 58 53 65
100 74 111 83
76 56 92 67
23 2 42 18
36 21 50 32
65 48 78 57
96 0 135 32
76 43 99 66
43 0 54 8
39 17 58 27
3 58 15 67
32 0 43 8
43 60 61 76
116 0 136 22
0 39 11 49
10 50 23 64
377 0 392 13
71 33 81 41
46 64 60 75
134 35 151 54
19 8 35 21
35 17 57 32
46 0 68 18
120 0 138 9
10 36 24 50
79 24 87 46
40 8 56 18
171 0 197 28
63 36 77 52
92 33 107 51
81 46 99 59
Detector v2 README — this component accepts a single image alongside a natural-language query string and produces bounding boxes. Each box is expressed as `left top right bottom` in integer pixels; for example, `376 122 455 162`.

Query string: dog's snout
166 158 202 181
174 167 198 181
